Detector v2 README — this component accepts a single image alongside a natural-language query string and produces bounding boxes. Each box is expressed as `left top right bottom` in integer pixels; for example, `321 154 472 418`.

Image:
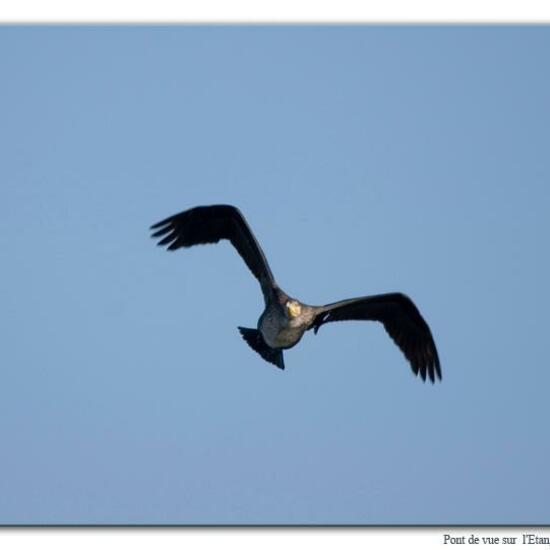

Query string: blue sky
0 26 549 524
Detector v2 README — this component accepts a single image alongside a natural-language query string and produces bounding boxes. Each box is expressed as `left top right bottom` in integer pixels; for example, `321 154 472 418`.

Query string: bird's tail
238 327 285 370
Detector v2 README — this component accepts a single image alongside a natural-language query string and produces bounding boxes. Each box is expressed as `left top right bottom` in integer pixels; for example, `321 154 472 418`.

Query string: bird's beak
286 302 301 318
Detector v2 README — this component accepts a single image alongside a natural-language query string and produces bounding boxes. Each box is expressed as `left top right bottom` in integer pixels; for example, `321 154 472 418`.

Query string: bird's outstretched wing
151 205 277 304
312 293 441 382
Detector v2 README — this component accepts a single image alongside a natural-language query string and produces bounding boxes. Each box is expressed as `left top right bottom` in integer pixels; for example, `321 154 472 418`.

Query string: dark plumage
151 204 441 382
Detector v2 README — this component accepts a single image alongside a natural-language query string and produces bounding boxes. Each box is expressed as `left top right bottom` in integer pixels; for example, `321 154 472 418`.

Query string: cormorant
150 204 441 382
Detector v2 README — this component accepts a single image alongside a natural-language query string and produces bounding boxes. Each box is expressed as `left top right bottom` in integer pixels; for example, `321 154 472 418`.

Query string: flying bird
150 205 441 382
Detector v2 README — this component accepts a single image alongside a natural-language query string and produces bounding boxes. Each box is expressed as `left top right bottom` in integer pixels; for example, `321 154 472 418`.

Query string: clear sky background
1 26 549 525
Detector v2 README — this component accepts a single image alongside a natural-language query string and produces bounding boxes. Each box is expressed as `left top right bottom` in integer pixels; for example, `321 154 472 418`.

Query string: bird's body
258 292 316 350
259 299 302 350
151 204 442 382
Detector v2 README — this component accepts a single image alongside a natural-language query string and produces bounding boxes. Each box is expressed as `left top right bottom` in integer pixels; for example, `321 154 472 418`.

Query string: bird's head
285 300 302 319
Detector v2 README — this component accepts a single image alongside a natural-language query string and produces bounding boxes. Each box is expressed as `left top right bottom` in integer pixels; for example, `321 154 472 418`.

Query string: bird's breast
259 308 306 350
